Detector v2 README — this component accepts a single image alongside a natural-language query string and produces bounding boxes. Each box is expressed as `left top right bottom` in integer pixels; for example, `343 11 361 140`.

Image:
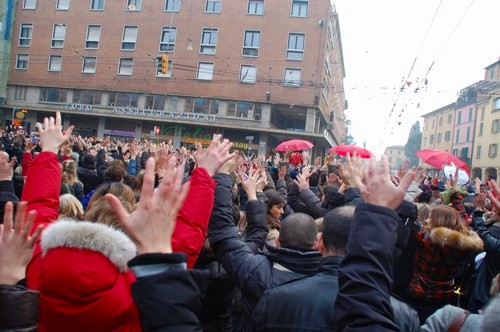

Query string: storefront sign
103 129 135 138
64 103 216 122
65 103 93 111
112 107 216 122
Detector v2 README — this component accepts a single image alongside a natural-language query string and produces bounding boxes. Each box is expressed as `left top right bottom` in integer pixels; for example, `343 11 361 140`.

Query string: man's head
318 206 354 256
275 213 318 250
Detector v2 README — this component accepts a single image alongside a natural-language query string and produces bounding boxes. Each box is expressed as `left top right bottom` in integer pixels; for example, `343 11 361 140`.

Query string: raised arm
334 155 415 332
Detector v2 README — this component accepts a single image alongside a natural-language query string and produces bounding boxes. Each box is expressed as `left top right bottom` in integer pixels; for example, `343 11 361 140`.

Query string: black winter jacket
208 173 321 329
0 284 39 331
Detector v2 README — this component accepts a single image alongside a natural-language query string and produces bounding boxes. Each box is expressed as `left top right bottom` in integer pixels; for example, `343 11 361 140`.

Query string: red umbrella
415 149 470 173
329 145 372 159
275 139 314 152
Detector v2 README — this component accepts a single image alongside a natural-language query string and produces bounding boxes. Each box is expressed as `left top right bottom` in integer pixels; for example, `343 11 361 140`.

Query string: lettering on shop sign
159 125 213 141
65 103 93 111
112 107 217 122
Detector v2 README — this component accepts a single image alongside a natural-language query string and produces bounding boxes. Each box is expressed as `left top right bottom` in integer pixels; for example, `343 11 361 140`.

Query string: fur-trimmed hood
430 227 483 252
41 219 136 272
37 219 141 331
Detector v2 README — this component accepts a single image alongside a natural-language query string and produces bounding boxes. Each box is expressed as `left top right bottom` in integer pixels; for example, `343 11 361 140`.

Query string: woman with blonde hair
59 194 84 220
61 159 84 200
406 205 483 323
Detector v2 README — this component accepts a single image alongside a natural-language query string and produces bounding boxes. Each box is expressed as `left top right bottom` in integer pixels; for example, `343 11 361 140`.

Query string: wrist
137 244 173 255
0 269 25 285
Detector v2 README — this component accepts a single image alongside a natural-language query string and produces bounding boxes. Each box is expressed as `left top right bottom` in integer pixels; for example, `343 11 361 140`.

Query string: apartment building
471 82 500 181
420 103 455 168
383 145 405 171
3 0 347 156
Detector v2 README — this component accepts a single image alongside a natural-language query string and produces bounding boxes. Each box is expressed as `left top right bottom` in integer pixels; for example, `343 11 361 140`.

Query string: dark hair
279 213 317 249
264 189 285 212
309 172 320 187
417 191 431 203
322 206 354 251
319 171 328 186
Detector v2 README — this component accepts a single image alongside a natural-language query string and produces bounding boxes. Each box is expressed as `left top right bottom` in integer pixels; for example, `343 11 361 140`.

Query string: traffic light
161 54 168 74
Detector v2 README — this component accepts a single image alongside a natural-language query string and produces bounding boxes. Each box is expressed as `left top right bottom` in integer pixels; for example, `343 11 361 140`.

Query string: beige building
384 145 405 170
471 82 500 181
419 103 456 169
4 0 347 156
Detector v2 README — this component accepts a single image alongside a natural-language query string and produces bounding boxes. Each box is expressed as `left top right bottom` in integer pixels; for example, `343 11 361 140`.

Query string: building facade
420 102 456 169
3 0 347 156
471 83 500 181
383 145 405 171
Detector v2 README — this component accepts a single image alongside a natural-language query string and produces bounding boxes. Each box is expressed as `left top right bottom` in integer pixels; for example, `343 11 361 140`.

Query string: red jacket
24 152 216 331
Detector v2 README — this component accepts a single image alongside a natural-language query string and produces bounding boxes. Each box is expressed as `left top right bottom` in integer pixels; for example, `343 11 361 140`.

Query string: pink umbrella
416 149 470 174
275 139 314 152
329 145 372 159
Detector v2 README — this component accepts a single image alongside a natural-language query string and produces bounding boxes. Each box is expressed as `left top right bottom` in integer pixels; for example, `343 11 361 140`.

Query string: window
145 95 166 109
452 149 458 156
14 86 27 101
197 62 214 80
40 87 68 103
109 92 139 108
48 55 62 71
82 56 96 73
160 27 176 52
90 0 104 10
23 0 36 9
283 68 301 87
438 117 443 126
118 58 133 75
248 0 264 14
476 145 481 159
243 30 260 57
466 126 471 142
430 134 434 144
492 119 500 134
287 33 305 60
56 0 70 10
479 122 484 136
445 130 451 141
165 0 180 12
489 144 498 158
126 0 141 11
155 57 173 77
73 90 102 105
432 119 435 128
19 24 33 47
447 114 452 124
455 129 460 144
200 28 218 54
16 54 29 70
494 99 500 111
437 133 442 143
51 24 66 48
457 111 462 124
86 25 101 49
122 26 138 50
481 107 485 120
468 107 473 121
240 65 257 84
205 0 221 13
291 0 308 17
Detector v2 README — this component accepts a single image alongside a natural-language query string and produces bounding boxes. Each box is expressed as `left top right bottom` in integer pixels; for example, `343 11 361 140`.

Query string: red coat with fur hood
23 152 215 331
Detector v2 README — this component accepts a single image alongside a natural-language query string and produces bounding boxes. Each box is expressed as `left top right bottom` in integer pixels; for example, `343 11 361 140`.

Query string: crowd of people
0 111 499 331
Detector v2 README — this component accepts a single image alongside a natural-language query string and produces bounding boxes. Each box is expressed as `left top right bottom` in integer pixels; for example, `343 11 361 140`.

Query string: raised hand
487 180 500 211
0 151 16 181
278 165 287 180
355 155 415 210
36 111 74 154
339 153 363 188
0 201 42 284
293 173 309 192
194 134 235 177
106 157 190 254
238 166 262 201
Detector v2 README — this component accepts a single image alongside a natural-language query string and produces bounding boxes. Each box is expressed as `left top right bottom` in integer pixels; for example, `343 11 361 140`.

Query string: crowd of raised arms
0 111 499 331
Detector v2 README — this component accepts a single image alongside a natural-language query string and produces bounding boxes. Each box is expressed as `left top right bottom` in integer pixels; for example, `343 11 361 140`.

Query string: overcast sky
333 0 500 157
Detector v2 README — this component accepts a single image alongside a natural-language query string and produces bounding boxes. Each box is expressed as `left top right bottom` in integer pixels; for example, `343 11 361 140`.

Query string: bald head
278 213 318 250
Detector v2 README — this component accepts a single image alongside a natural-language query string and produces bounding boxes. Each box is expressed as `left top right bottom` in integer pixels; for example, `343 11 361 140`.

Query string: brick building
4 0 347 156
